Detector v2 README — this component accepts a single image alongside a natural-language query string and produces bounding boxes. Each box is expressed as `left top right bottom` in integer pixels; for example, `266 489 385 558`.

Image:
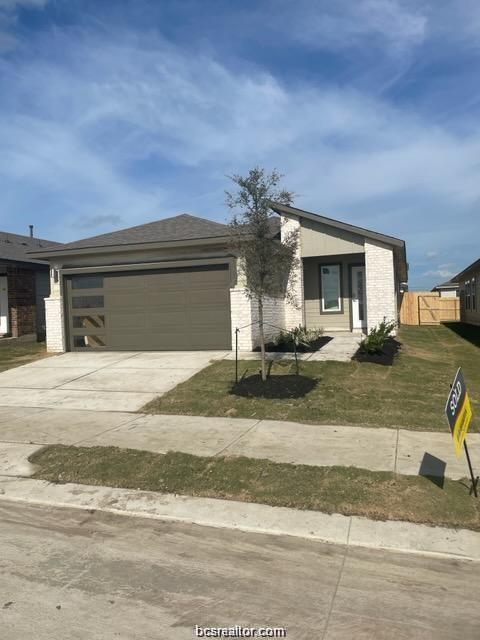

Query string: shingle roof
454 258 480 281
31 214 230 255
0 230 61 265
433 279 459 290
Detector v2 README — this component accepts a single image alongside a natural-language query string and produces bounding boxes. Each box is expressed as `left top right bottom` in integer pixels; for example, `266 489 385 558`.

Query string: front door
0 276 8 334
351 266 367 330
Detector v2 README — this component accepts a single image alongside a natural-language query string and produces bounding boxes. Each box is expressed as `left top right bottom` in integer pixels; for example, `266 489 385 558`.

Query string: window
71 275 104 289
73 315 105 329
472 277 476 311
465 281 471 310
73 335 106 349
72 295 104 309
320 264 341 312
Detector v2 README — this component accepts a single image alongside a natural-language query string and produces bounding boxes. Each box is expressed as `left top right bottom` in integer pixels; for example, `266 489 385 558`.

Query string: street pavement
1 501 479 640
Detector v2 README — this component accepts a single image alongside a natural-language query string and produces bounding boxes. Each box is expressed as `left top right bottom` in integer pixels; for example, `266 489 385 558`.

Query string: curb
0 476 479 562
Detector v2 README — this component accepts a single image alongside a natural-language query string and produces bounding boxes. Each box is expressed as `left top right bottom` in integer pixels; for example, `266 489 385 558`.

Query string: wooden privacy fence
400 291 460 326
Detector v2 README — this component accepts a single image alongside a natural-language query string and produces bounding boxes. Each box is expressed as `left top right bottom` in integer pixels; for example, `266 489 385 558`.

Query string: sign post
445 368 478 497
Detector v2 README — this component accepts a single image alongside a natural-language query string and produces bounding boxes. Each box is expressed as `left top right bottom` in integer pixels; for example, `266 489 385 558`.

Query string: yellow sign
452 393 473 457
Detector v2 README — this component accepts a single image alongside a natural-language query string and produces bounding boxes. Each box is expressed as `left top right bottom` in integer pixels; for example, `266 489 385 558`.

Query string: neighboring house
455 258 480 326
431 278 459 297
0 229 61 340
29 204 408 353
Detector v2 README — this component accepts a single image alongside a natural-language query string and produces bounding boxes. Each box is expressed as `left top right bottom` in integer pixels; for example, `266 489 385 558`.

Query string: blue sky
0 0 479 289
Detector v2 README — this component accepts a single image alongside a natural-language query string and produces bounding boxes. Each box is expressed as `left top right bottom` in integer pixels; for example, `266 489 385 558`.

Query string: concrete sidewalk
0 406 478 480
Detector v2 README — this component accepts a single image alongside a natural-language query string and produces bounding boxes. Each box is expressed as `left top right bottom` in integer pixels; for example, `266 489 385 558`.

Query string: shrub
274 325 323 351
360 319 396 354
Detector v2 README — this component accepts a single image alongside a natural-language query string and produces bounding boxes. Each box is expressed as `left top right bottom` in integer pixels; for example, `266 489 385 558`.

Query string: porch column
365 240 396 333
281 213 304 329
45 264 66 352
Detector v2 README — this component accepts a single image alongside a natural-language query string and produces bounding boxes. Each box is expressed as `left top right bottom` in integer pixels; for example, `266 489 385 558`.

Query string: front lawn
143 325 480 430
30 445 480 531
0 339 48 372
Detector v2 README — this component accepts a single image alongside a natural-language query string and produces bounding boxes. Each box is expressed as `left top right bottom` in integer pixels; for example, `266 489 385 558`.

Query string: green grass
143 324 480 430
30 445 480 531
0 339 47 372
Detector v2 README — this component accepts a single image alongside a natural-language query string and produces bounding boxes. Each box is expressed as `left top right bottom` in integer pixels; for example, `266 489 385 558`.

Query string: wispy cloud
75 214 124 230
0 0 48 51
424 263 457 279
284 0 427 55
0 2 479 287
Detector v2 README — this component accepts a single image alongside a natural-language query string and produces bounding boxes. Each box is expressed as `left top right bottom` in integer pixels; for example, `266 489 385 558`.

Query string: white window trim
320 264 342 313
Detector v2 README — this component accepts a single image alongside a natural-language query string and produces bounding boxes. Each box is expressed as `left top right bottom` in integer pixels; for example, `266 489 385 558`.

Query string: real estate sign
445 368 473 458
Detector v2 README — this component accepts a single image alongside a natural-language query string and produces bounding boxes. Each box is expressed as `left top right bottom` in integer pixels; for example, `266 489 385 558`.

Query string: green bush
360 319 396 354
274 325 323 351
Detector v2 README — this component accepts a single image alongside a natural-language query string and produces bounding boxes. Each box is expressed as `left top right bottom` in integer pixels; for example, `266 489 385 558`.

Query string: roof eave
268 201 406 248
27 235 232 260
268 200 408 282
454 258 480 281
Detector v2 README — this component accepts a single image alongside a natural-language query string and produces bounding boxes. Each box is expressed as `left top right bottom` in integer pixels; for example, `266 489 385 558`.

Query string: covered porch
303 254 367 334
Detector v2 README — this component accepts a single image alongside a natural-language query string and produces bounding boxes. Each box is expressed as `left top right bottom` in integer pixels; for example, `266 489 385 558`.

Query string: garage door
66 264 231 351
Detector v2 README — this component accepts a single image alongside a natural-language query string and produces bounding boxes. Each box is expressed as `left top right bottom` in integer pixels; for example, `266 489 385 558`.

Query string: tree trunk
258 297 267 382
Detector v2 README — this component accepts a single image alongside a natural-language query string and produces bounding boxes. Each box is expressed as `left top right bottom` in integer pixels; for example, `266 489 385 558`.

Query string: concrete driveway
0 351 229 412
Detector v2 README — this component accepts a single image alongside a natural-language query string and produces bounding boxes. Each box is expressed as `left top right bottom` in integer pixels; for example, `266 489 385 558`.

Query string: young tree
226 167 299 382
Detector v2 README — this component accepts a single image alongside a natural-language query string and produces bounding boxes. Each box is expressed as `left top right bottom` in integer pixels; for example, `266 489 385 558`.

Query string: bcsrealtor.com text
194 625 287 638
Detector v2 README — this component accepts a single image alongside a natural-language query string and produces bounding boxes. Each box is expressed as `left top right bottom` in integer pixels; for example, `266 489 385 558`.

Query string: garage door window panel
72 295 105 309
73 335 106 349
72 314 105 330
71 275 104 290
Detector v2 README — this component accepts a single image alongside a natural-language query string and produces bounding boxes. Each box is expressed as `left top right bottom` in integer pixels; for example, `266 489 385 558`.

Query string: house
0 229 61 340
29 204 408 352
431 278 459 297
455 258 480 326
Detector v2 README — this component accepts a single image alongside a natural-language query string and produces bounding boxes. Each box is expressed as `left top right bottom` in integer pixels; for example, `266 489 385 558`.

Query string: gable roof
0 230 61 265
268 201 405 248
29 214 230 257
432 278 459 291
454 258 480 281
268 201 408 282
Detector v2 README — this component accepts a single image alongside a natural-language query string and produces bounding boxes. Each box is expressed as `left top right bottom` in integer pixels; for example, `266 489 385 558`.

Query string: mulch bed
353 338 401 366
253 336 333 353
230 374 318 399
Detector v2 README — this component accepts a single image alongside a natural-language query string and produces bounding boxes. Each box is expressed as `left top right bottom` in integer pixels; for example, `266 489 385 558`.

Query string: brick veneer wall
364 240 397 333
6 266 36 337
281 214 304 328
45 296 66 352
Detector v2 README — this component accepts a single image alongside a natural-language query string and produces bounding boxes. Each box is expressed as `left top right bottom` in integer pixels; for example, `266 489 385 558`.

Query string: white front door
351 266 367 330
0 276 8 334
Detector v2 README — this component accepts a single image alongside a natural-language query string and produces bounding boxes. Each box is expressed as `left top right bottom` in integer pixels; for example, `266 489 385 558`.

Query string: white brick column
365 240 396 333
45 265 66 352
281 214 304 328
230 287 255 351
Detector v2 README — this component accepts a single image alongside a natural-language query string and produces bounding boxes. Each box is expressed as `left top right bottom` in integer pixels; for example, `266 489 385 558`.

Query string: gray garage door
66 264 231 351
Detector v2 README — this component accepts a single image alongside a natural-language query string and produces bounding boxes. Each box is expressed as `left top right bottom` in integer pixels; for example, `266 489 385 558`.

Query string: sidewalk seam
72 414 143 447
394 427 400 473
214 419 262 456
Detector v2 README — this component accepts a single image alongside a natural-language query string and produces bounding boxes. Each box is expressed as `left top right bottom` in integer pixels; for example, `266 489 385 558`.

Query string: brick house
29 203 408 352
0 230 61 340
